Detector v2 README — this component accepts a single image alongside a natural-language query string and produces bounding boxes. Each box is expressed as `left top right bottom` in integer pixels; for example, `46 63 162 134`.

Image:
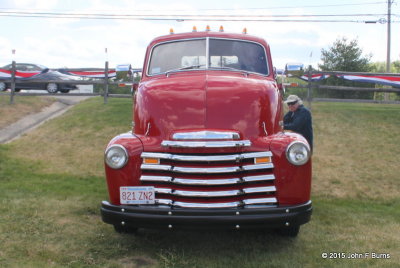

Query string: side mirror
116 64 132 81
116 64 142 92
285 63 304 77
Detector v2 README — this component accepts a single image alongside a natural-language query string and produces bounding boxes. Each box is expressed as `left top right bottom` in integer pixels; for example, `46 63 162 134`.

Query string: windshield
148 39 206 75
148 38 269 76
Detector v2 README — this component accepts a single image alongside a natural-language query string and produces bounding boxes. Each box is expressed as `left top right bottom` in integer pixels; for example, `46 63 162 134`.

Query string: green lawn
0 98 398 267
0 95 55 129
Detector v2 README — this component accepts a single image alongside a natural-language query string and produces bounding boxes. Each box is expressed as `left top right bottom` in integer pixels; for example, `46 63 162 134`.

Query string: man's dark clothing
283 105 313 150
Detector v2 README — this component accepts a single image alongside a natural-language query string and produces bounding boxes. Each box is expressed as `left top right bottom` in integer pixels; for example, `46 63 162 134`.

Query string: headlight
105 145 128 169
286 141 310 166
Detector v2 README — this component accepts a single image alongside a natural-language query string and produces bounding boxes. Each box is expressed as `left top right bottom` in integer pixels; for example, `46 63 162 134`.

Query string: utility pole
385 0 393 101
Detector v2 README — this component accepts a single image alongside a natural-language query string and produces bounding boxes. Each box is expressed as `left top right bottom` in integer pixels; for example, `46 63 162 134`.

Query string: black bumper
101 200 312 230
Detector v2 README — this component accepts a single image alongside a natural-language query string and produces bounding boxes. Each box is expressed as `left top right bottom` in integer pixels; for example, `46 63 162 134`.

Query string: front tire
47 83 58 93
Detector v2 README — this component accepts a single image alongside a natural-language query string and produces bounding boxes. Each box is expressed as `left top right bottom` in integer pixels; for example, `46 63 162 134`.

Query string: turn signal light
254 156 271 164
143 158 160 165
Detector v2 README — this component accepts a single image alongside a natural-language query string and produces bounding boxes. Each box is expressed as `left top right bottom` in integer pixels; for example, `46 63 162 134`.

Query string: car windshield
148 38 269 76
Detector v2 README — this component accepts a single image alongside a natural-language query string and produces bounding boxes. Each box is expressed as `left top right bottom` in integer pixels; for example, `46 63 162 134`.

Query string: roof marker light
206 25 211 31
219 26 224 32
243 28 247 34
192 26 197 32
170 28 174 34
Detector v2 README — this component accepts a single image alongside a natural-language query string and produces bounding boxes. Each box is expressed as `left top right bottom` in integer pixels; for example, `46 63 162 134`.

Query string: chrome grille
140 151 277 208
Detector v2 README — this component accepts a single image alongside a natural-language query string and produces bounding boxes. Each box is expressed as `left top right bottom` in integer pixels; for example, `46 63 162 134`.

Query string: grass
0 95 55 129
0 97 399 267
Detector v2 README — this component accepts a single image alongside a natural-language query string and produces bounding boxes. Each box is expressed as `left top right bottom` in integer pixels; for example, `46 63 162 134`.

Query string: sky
0 0 399 70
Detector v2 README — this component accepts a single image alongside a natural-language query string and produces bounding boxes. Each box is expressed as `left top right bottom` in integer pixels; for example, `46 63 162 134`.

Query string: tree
318 37 373 99
319 37 371 72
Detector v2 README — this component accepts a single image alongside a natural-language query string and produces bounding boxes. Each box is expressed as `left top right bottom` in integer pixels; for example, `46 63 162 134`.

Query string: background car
0 63 79 93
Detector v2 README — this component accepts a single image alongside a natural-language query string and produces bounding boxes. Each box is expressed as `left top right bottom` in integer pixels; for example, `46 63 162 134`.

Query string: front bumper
101 200 312 230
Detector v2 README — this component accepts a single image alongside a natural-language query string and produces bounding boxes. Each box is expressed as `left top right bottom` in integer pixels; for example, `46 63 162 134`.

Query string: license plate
120 186 155 204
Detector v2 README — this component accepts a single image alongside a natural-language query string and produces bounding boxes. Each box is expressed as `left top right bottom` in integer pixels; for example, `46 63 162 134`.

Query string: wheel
46 83 58 93
277 225 300 237
113 224 138 234
0 82 7 91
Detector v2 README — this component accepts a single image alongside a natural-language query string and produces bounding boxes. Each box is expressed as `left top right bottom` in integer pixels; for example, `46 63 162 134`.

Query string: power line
0 1 387 13
0 10 395 23
0 10 389 18
2 14 395 23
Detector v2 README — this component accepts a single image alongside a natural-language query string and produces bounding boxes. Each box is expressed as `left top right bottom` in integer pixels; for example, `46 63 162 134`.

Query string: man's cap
284 95 303 105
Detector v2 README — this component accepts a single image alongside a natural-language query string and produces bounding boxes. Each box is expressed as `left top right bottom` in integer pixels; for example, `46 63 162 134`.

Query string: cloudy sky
0 0 399 70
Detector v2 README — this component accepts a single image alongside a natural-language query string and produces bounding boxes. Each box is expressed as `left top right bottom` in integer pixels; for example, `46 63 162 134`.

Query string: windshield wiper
210 66 249 76
165 65 205 76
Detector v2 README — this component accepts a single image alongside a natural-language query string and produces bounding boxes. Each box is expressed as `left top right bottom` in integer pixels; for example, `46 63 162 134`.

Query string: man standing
283 95 313 150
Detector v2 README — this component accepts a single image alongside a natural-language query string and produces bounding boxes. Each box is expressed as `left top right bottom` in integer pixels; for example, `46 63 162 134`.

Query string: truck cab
101 29 312 236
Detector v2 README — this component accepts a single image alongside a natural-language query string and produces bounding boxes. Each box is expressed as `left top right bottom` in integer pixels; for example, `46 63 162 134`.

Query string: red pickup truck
101 28 312 237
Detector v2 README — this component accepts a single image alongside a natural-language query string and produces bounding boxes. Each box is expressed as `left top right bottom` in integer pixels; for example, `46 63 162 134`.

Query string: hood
134 71 280 141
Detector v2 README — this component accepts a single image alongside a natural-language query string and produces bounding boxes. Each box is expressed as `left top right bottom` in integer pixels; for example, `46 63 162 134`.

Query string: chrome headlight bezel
105 144 128 169
285 141 311 166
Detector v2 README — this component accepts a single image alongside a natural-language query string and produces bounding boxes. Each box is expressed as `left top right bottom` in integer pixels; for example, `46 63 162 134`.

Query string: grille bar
141 163 274 174
161 140 251 148
140 175 275 185
173 177 241 185
154 198 277 208
154 186 276 197
141 151 272 162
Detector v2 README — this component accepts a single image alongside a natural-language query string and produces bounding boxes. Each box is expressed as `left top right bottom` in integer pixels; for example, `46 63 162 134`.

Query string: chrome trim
172 131 240 140
141 151 272 162
141 152 173 159
145 122 151 136
173 177 241 185
173 189 240 197
140 175 241 185
174 201 241 208
153 199 277 208
172 154 238 162
243 198 277 205
242 163 274 171
140 176 172 183
173 166 241 174
152 186 275 197
242 174 275 182
141 164 172 171
243 186 276 194
242 151 272 158
161 140 251 148
155 188 173 194
205 37 209 69
141 163 273 173
155 199 173 205
262 122 268 136
142 153 237 162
